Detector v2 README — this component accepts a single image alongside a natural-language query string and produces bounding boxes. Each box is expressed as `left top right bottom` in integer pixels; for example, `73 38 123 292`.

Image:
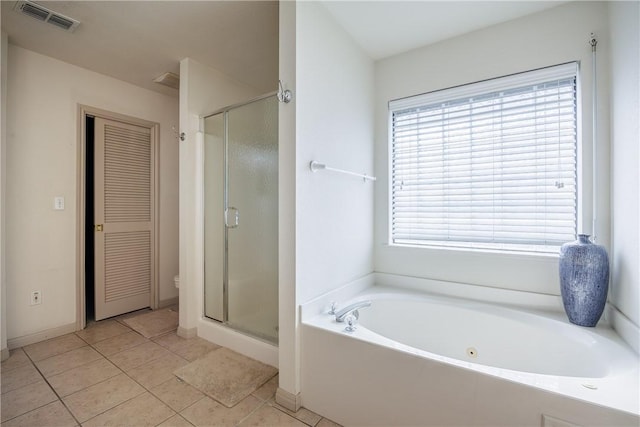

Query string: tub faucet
334 300 372 322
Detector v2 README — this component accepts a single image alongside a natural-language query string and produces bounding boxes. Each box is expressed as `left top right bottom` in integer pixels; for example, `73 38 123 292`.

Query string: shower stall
202 93 279 344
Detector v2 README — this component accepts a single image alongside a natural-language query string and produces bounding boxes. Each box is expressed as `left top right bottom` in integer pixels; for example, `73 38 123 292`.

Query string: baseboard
1 347 9 362
159 296 179 309
276 388 301 412
177 326 197 338
197 318 278 367
7 322 77 350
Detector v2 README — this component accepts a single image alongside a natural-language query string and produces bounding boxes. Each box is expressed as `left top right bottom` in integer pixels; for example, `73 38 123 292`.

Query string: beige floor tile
238 404 307 427
1 400 78 427
0 349 31 373
127 353 188 389
82 392 175 427
295 408 323 427
0 379 58 422
0 361 43 394
316 418 342 427
122 308 178 338
108 341 172 372
269 401 322 427
152 333 221 362
62 373 145 423
157 414 194 427
175 338 221 362
149 377 205 412
180 396 262 427
23 334 86 362
47 358 121 397
35 345 102 378
151 332 183 349
75 320 132 345
113 308 152 323
251 374 278 401
92 331 148 357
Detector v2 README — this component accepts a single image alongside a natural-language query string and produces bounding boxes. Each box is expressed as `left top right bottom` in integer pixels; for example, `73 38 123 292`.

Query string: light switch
54 196 65 210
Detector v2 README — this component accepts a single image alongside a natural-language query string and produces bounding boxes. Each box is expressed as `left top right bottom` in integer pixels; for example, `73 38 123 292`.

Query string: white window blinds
390 63 578 253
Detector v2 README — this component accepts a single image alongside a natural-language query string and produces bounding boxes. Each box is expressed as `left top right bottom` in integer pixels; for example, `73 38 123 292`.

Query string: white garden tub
301 283 639 426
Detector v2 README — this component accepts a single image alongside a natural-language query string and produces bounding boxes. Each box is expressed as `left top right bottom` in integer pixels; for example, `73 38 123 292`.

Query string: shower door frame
202 91 278 342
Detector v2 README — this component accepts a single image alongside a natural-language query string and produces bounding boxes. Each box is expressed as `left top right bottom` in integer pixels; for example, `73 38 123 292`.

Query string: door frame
76 105 160 330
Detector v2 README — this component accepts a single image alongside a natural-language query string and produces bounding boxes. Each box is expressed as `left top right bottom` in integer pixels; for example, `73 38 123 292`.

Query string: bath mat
173 347 278 407
122 308 178 338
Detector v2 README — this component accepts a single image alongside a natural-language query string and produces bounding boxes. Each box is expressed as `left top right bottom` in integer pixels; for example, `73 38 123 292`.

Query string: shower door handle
225 207 239 228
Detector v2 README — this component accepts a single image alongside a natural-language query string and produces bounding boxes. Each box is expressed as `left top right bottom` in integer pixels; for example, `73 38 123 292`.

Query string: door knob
95 224 103 232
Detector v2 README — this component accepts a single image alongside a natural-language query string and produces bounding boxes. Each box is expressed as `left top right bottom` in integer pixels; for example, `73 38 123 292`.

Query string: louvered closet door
94 118 154 320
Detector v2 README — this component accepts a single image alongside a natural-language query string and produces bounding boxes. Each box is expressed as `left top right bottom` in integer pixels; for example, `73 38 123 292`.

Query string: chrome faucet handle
334 300 371 322
344 314 357 332
328 301 338 315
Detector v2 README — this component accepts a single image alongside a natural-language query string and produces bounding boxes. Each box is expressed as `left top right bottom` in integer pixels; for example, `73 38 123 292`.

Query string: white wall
296 2 375 305
374 2 611 296
288 0 375 400
5 46 179 342
277 0 298 401
609 1 640 328
273 0 376 402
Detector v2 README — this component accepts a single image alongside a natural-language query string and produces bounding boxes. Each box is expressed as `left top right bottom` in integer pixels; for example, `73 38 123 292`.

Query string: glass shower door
203 113 224 322
226 96 278 343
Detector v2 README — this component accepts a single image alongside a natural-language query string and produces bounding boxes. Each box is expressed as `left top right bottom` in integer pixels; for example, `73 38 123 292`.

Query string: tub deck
301 284 639 426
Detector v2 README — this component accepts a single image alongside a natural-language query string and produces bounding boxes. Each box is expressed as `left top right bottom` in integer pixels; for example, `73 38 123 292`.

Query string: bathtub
301 279 639 426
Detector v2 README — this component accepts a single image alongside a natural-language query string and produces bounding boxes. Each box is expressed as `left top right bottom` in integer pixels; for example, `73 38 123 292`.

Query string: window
390 63 578 253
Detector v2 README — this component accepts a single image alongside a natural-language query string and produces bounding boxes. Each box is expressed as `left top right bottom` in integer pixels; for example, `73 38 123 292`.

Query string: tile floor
1 314 341 427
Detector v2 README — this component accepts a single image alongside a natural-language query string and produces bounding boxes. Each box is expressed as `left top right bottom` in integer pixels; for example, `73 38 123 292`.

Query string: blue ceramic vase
559 234 609 327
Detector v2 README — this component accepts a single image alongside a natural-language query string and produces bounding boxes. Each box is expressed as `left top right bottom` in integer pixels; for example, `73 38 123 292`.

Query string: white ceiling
1 1 279 97
1 1 567 98
322 1 567 60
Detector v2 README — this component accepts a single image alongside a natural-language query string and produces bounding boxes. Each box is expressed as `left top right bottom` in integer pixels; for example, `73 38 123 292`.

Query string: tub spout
335 300 372 322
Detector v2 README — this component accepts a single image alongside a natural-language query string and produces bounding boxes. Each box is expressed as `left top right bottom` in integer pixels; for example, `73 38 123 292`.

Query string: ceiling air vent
14 1 80 33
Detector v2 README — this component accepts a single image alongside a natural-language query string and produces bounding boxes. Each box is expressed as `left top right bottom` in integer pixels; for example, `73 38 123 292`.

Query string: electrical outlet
30 291 42 305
